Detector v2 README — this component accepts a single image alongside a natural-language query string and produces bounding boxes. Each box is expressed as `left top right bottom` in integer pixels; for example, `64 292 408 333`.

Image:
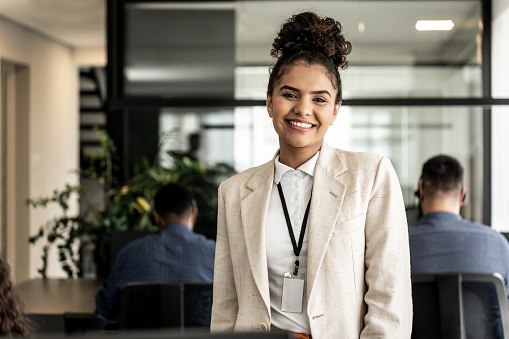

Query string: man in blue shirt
409 154 509 299
95 183 216 324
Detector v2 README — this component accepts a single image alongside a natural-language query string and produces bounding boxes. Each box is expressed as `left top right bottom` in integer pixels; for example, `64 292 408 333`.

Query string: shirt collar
162 222 191 233
412 211 462 227
274 151 319 184
421 211 462 221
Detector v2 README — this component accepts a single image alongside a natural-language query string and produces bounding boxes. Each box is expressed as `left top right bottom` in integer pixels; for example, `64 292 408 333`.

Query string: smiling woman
210 11 412 339
267 64 340 169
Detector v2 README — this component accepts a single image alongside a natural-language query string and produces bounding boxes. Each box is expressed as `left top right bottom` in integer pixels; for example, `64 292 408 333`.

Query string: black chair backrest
117 282 213 330
183 283 214 328
412 273 509 339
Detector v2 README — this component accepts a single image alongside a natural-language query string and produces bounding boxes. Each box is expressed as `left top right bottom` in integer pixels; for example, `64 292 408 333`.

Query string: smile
288 120 313 129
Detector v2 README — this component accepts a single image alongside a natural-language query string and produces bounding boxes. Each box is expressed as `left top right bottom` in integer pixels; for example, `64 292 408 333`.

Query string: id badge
281 272 305 313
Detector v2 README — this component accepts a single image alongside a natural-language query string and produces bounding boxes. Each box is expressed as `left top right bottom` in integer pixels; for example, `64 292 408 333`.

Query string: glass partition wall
108 0 487 224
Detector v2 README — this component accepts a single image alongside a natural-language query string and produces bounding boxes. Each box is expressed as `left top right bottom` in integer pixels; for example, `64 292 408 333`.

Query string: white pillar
491 0 509 231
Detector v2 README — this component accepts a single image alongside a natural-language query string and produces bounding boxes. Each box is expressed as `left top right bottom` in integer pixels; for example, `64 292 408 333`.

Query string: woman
211 11 412 338
0 257 32 337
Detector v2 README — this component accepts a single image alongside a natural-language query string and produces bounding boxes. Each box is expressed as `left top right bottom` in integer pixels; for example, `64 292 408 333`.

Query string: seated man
95 183 216 324
410 154 509 298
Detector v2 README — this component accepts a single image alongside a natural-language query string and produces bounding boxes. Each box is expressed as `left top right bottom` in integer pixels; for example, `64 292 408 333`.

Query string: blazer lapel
240 158 275 312
307 144 348 298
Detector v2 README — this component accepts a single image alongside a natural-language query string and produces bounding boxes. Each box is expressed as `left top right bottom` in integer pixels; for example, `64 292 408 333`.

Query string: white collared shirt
265 151 318 333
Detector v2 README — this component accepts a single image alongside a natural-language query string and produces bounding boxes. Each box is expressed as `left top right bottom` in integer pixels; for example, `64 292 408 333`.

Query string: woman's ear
266 94 273 118
330 103 341 126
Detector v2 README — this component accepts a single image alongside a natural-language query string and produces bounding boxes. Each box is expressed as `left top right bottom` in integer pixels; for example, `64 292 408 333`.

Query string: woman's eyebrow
279 85 331 98
280 85 299 92
311 90 332 97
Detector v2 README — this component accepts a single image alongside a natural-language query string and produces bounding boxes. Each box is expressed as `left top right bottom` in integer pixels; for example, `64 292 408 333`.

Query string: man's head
417 154 466 215
153 183 198 230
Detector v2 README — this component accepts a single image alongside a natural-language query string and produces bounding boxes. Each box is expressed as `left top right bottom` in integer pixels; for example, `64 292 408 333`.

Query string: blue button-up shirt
409 211 509 300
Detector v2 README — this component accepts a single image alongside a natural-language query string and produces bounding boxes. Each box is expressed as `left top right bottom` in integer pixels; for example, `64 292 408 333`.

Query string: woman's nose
294 100 312 115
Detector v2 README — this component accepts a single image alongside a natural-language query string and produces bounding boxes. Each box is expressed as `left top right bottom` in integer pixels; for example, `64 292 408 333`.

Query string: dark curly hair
0 257 32 337
267 11 352 104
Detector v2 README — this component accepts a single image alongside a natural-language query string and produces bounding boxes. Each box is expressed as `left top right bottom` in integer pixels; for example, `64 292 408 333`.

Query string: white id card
281 272 305 313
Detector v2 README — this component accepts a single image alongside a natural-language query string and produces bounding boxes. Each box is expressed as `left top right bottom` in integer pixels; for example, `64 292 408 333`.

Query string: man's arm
95 280 120 322
95 253 128 322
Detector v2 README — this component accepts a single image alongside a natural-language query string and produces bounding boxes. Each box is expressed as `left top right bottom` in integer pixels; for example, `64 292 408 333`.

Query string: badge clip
292 257 299 276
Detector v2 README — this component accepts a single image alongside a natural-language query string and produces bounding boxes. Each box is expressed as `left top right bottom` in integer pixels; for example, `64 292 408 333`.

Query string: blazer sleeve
210 183 239 332
361 157 413 338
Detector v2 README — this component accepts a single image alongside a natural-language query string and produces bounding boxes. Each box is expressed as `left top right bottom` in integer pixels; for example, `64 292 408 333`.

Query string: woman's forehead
275 64 337 90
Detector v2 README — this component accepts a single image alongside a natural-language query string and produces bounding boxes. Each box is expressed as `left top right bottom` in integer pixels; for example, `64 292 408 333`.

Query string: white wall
492 0 509 231
74 47 106 66
0 17 79 280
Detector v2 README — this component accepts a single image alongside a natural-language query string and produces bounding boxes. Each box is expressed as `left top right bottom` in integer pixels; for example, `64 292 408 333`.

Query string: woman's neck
279 145 320 169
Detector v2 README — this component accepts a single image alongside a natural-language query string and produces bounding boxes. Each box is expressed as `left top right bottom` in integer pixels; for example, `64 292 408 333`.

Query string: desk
16 278 103 314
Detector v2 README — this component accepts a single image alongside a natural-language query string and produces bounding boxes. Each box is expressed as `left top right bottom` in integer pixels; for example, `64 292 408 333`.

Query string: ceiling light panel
415 20 455 31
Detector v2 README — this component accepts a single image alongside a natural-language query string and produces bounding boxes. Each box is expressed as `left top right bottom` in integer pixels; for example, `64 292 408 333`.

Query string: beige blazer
211 143 412 338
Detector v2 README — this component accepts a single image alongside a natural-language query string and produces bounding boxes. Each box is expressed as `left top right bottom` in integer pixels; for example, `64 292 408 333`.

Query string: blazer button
259 323 268 332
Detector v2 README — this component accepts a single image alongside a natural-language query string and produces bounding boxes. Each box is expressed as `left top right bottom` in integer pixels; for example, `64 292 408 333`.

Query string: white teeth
289 121 313 128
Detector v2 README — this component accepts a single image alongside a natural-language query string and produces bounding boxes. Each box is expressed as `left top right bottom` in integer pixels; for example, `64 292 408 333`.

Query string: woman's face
267 63 340 157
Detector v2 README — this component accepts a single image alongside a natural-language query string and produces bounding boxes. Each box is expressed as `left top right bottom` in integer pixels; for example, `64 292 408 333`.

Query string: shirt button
260 323 268 332
294 195 298 200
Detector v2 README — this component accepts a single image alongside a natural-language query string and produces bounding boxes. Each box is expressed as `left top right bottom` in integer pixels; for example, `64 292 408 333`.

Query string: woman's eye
282 93 297 98
314 97 326 103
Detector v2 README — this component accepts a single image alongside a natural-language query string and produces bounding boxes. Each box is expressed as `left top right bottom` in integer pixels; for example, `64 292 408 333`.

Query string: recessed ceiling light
415 20 455 31
358 21 365 33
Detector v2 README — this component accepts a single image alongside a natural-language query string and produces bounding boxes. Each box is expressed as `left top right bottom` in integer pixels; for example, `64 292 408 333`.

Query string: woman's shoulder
328 146 387 167
219 159 273 189
321 145 397 180
337 148 383 160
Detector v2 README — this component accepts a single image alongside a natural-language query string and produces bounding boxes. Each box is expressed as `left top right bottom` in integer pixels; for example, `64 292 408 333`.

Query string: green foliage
27 129 235 278
27 184 92 278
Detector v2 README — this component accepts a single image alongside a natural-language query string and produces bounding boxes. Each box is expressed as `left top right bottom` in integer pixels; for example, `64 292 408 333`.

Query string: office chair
117 282 213 330
412 273 509 339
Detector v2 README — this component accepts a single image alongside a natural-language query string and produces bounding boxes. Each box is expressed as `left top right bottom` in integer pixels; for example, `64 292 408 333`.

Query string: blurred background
0 0 509 280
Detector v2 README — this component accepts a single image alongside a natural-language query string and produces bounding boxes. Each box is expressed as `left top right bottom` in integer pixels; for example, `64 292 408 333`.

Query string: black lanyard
276 182 312 276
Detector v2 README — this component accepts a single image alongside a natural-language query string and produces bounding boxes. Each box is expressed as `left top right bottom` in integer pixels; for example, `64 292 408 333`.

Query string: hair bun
271 12 352 70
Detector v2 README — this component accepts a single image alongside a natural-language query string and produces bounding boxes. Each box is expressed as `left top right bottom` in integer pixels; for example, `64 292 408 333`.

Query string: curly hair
267 11 352 104
0 257 31 337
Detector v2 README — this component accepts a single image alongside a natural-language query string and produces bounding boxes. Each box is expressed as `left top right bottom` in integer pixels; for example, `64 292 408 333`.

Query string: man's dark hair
421 155 464 198
154 183 195 220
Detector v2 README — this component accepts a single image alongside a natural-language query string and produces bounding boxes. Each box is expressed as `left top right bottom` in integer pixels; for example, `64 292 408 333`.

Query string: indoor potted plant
28 129 234 278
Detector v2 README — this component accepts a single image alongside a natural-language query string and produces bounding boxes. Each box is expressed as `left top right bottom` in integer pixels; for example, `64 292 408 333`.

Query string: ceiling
0 0 105 48
234 0 481 65
0 0 481 88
